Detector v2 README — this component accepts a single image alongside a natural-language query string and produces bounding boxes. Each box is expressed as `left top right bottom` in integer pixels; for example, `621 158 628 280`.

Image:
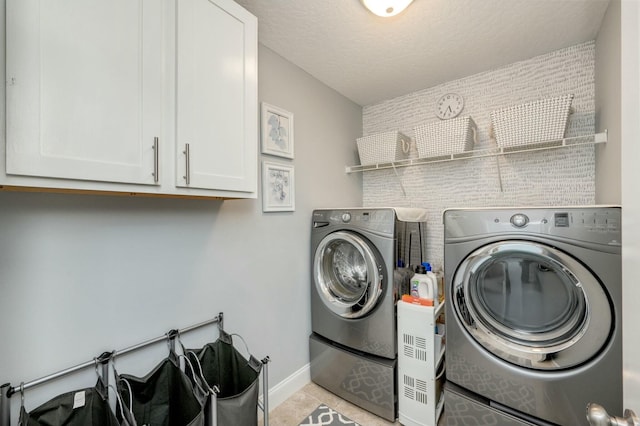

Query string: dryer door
453 240 612 370
313 231 384 319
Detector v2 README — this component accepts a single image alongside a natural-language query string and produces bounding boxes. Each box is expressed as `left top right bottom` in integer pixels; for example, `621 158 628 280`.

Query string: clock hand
447 106 452 113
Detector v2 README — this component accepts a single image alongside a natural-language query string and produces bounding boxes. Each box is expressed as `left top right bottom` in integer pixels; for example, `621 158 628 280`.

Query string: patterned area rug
298 404 360 426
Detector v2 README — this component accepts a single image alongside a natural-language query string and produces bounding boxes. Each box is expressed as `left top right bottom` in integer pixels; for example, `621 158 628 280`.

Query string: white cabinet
176 0 257 193
3 0 257 198
398 300 446 426
6 0 163 186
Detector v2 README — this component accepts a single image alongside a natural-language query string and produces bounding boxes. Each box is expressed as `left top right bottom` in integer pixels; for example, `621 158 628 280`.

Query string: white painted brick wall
361 42 596 270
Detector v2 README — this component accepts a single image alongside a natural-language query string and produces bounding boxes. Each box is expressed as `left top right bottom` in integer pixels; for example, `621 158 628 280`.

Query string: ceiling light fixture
361 0 414 17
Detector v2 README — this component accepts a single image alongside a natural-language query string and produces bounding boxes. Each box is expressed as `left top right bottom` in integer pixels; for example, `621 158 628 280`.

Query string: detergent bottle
422 262 439 307
411 264 434 301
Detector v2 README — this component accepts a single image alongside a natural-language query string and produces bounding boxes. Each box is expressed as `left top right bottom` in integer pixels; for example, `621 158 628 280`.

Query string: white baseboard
259 362 310 412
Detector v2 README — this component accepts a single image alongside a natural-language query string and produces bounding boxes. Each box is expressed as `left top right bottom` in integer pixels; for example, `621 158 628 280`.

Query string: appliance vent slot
403 345 414 358
403 333 414 345
415 349 428 361
415 336 427 349
404 374 415 387
404 386 415 400
402 374 427 404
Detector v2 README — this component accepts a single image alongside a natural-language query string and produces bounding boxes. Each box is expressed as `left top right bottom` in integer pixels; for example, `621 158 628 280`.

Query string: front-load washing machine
309 207 428 421
443 206 622 425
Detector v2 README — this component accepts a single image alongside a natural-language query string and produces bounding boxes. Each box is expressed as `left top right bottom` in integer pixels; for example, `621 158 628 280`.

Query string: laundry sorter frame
0 312 271 426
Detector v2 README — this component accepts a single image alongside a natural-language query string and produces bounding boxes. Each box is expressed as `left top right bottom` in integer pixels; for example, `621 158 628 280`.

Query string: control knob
510 213 529 228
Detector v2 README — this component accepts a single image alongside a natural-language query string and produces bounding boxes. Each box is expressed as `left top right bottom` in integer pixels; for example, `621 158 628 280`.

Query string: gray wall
0 43 362 422
595 0 622 204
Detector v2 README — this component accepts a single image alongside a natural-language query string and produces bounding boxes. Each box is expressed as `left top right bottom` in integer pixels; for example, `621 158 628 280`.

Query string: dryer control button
341 212 352 223
510 213 529 228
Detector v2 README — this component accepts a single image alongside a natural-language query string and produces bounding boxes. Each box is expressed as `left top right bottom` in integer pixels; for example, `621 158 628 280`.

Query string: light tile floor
260 382 401 426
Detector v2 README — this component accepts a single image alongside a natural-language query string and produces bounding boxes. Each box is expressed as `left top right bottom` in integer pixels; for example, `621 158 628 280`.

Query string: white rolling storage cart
397 299 446 426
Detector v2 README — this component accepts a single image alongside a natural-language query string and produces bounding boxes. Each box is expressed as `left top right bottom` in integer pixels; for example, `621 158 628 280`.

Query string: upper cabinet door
176 0 257 193
6 0 163 185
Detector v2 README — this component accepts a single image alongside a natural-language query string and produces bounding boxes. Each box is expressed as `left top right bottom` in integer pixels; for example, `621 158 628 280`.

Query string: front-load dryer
309 207 428 421
443 207 622 426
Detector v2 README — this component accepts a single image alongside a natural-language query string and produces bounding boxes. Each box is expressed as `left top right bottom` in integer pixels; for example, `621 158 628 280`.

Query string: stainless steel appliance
443 206 622 425
309 207 428 421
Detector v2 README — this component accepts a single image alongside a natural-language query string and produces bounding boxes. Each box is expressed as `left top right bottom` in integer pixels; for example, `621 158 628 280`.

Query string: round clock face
436 93 464 120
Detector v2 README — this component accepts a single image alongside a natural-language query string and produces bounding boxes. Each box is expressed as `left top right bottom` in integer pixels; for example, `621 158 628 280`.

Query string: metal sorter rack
0 312 270 426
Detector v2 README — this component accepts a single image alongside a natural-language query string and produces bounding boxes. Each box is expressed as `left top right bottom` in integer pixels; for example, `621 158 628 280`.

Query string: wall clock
436 93 464 120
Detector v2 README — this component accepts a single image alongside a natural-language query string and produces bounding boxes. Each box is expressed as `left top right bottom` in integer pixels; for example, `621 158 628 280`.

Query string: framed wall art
262 161 295 212
261 102 294 159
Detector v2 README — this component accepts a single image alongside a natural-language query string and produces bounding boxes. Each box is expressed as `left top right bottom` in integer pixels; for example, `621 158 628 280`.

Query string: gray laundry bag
185 330 262 426
115 351 205 426
18 379 120 426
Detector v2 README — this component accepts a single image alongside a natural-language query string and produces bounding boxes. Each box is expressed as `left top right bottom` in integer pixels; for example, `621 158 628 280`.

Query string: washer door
314 231 384 319
453 240 612 370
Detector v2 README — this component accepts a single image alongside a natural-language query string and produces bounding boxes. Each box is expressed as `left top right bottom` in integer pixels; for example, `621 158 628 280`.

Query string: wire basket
490 94 574 148
413 116 477 158
356 131 410 165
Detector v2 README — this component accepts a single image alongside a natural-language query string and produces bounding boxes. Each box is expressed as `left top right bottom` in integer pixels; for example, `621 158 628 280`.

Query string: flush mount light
361 0 414 17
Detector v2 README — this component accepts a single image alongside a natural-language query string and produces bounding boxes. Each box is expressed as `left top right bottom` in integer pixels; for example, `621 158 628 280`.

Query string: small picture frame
261 102 294 159
262 161 295 212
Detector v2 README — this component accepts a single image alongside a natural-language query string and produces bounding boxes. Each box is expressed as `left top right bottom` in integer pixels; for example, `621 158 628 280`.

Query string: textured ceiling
235 0 611 106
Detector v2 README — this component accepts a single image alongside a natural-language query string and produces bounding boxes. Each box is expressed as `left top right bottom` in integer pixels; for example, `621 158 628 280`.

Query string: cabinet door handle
152 137 159 183
183 143 190 185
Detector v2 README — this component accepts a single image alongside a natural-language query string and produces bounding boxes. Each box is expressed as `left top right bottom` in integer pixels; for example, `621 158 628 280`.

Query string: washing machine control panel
445 207 621 246
313 209 397 234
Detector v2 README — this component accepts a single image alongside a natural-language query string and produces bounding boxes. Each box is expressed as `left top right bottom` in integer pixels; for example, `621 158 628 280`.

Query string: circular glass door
453 240 612 370
313 231 384 319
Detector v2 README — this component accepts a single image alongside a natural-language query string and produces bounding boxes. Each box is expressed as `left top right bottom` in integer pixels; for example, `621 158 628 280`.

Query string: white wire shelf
345 131 607 174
